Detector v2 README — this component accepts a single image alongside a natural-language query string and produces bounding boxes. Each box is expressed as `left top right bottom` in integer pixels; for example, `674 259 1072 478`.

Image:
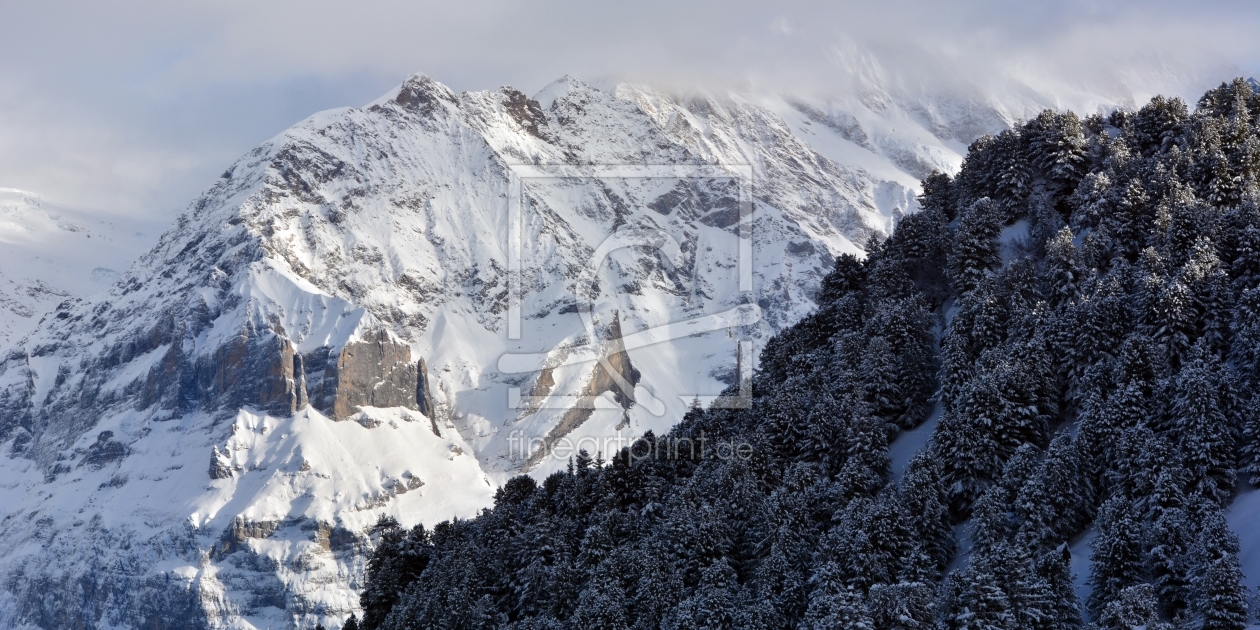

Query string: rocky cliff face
320 330 422 419
0 72 1029 629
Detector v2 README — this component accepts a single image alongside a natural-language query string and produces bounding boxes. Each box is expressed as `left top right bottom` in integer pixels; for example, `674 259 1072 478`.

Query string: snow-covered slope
0 189 160 350
0 72 1059 629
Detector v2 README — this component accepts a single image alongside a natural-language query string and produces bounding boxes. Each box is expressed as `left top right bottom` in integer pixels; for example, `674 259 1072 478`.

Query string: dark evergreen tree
1180 238 1233 354
1027 109 1088 189
863 335 905 432
1230 222 1260 292
570 563 628 630
866 582 933 630
1171 344 1237 504
1015 433 1090 548
940 554 1014 630
1089 495 1147 618
801 563 873 630
1243 396 1260 486
1193 507 1249 630
993 129 1033 205
751 541 808 627
920 171 958 221
1147 506 1193 619
863 296 937 430
933 383 1006 514
1036 547 1084 630
826 493 907 591
949 198 1004 294
1096 584 1167 630
1109 179 1154 262
1150 278 1197 369
1230 287 1260 387
1132 95 1189 156
359 517 431 630
900 452 955 576
1045 227 1086 307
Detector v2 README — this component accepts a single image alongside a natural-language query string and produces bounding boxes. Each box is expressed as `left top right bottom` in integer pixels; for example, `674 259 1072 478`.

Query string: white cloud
0 0 1256 218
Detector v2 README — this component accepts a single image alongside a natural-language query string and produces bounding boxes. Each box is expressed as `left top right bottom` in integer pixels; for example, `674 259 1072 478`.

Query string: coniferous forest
353 79 1260 629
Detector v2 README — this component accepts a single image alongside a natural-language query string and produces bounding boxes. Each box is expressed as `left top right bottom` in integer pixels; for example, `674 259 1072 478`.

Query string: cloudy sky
2 0 1258 221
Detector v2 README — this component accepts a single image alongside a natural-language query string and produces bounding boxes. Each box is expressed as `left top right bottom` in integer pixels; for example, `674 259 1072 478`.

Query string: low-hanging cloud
1 0 1256 219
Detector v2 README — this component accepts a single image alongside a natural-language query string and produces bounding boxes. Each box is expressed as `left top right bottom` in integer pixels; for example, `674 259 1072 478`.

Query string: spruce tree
1015 433 1090 548
950 198 1004 294
1230 287 1260 388
1193 508 1248 630
1036 547 1084 630
866 582 933 630
1027 109 1088 189
570 566 628 630
1096 584 1166 630
1229 223 1260 292
900 452 955 575
1045 227 1086 307
945 555 1014 630
1171 344 1237 504
1089 495 1146 617
801 563 873 630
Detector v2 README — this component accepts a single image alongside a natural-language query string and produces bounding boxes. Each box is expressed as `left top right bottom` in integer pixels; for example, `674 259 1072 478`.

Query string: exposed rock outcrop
80 430 128 470
310 520 363 554
127 319 428 424
415 357 434 418
195 327 304 416
213 517 282 560
305 329 422 420
209 446 233 479
524 314 639 470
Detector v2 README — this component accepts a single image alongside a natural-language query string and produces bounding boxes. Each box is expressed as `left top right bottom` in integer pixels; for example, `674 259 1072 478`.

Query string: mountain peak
362 72 456 113
532 74 594 110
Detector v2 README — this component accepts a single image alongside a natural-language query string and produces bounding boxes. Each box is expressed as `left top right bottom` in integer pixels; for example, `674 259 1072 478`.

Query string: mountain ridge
0 71 1043 629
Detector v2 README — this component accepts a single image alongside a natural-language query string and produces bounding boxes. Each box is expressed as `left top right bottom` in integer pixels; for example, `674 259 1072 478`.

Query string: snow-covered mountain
0 189 160 351
0 73 1051 629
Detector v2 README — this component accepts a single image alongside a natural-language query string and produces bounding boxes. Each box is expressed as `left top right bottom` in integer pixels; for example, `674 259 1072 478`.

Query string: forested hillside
352 78 1260 630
